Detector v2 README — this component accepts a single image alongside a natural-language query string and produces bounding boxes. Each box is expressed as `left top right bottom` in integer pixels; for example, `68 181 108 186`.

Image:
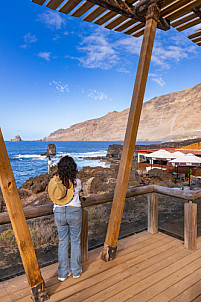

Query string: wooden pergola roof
32 0 201 46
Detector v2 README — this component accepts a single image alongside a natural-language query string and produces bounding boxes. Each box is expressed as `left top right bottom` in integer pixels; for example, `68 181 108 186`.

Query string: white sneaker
58 277 66 282
58 271 72 281
73 270 82 279
73 274 81 279
68 271 72 277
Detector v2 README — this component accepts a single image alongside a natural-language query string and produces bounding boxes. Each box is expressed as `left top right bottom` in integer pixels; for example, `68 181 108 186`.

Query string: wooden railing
0 185 201 262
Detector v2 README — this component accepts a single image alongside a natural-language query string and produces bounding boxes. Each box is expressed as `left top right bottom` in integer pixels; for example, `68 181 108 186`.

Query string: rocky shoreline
1 138 200 212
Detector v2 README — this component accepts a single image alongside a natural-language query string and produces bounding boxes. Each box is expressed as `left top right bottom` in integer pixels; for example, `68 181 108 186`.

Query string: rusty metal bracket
31 280 49 302
101 243 117 261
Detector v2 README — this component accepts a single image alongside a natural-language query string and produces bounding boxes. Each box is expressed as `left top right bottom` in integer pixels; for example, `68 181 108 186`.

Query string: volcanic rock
10 135 22 142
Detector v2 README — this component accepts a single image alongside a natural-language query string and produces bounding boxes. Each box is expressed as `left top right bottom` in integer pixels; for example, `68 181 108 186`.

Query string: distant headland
43 82 201 143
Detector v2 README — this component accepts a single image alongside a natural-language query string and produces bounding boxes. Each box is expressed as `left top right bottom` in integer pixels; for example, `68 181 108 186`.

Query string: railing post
148 192 158 234
184 201 197 250
81 209 88 263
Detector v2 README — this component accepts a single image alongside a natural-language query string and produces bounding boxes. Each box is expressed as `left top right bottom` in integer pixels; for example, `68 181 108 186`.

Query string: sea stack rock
10 135 22 142
46 144 56 157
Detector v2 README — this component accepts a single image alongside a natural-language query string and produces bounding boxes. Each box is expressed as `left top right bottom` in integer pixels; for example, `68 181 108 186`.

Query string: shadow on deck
1 231 201 302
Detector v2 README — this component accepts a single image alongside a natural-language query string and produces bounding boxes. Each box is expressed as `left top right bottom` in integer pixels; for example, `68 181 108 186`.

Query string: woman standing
48 156 82 281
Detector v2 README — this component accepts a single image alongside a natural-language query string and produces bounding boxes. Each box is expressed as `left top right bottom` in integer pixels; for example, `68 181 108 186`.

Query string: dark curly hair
57 156 78 188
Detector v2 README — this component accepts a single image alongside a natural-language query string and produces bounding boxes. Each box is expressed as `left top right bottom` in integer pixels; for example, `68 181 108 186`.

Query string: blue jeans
54 206 82 278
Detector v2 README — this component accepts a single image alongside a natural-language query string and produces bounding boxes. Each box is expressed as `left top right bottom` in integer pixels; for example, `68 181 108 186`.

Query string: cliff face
44 83 201 142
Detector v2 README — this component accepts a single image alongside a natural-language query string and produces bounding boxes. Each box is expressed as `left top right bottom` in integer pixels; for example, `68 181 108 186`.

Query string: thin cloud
38 52 51 61
72 27 197 72
149 73 166 87
24 33 37 44
49 80 69 94
37 11 65 30
77 29 118 69
87 89 111 101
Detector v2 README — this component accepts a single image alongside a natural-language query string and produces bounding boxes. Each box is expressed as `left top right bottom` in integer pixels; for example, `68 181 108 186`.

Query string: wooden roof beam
71 1 95 17
188 29 201 39
176 17 201 31
86 0 170 30
105 15 128 29
46 0 65 9
59 0 83 14
32 0 46 4
83 6 107 22
124 21 145 35
165 0 201 22
171 12 197 28
192 36 201 42
114 18 137 32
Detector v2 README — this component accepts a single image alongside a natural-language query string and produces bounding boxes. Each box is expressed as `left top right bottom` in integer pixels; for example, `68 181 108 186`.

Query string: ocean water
4 141 157 188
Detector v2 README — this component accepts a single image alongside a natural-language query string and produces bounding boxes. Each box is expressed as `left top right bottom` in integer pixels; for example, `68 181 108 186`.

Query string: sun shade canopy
145 149 175 160
32 0 201 46
168 153 201 166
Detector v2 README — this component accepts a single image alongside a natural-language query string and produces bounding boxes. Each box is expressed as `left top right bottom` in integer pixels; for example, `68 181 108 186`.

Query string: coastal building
137 142 201 177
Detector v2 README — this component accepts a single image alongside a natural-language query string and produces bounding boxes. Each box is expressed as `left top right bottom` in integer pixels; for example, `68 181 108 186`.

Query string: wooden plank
197 41 201 46
51 244 184 302
188 29 201 39
71 1 95 17
46 0 64 9
171 12 197 28
133 28 144 37
184 202 197 250
83 6 106 22
102 16 158 255
59 0 83 14
124 22 145 35
46 236 182 301
192 294 201 302
94 10 117 25
176 18 201 31
105 15 128 30
31 0 46 4
155 278 201 302
115 19 137 32
5 232 152 298
165 0 201 22
192 36 201 42
0 129 45 295
107 248 201 302
82 244 187 302
148 192 158 234
161 0 191 17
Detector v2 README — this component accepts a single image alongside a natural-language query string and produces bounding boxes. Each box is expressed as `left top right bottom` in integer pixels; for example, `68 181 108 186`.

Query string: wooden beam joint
31 280 49 302
192 5 201 19
87 0 170 30
101 243 117 262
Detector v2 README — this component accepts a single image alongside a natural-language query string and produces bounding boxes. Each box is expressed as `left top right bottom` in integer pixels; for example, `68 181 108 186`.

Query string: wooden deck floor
1 231 201 302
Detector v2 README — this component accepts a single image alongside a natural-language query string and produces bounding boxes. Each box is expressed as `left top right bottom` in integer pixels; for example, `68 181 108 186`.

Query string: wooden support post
0 129 49 302
184 201 197 250
148 192 158 234
102 3 160 262
81 209 88 263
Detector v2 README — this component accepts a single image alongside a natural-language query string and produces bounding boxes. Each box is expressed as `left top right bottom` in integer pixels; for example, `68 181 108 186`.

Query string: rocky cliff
44 83 201 142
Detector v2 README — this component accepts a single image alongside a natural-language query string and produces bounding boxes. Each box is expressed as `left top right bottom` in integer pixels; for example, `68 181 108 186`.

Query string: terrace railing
1 184 201 265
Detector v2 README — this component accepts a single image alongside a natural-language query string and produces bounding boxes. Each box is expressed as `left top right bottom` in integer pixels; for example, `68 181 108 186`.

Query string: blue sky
1 0 201 140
